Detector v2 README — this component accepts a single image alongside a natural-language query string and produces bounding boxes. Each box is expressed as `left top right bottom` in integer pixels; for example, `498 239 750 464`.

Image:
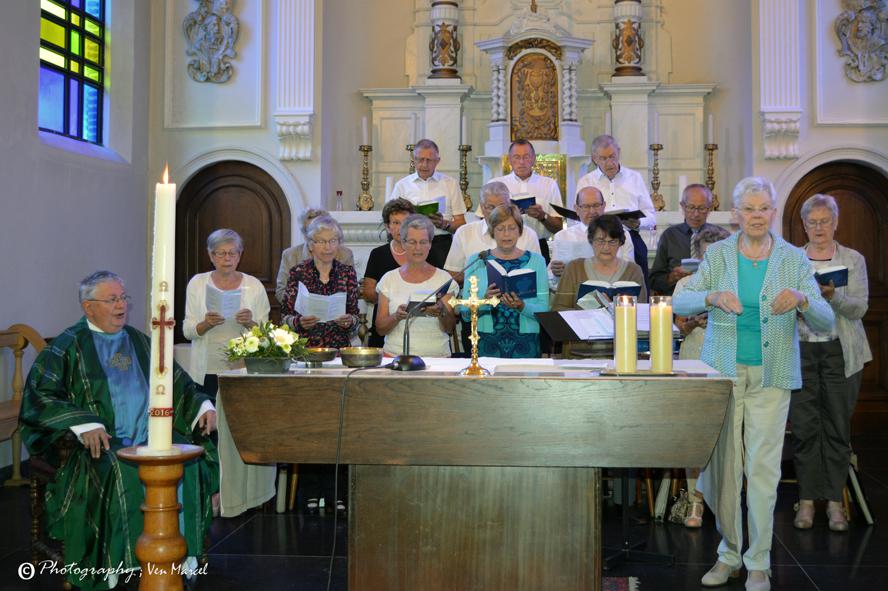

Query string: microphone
388 250 490 371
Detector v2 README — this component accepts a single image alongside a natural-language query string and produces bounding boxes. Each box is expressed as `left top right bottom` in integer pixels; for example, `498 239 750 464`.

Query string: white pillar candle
411 113 417 143
707 114 714 144
614 295 637 373
385 175 393 200
652 112 659 145
678 175 688 202
361 116 369 146
604 111 612 136
147 165 176 452
649 296 673 373
461 115 469 145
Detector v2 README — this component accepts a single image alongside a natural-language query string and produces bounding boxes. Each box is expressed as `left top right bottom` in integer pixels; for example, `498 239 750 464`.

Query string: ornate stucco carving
506 38 563 60
835 0 888 82
183 0 239 83
762 112 801 160
510 53 559 140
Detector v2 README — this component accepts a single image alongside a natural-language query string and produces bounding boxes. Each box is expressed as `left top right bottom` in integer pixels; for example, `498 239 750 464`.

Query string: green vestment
20 318 220 591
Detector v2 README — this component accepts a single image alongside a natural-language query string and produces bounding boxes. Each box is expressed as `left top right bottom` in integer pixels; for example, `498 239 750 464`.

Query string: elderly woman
672 224 731 529
375 214 458 357
791 194 871 532
675 177 834 591
183 228 271 392
275 207 355 304
281 215 360 348
460 204 549 358
362 199 416 347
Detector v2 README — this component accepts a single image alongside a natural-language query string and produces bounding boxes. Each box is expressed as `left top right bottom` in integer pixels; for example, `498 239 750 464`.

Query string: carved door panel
783 162 888 432
175 161 291 341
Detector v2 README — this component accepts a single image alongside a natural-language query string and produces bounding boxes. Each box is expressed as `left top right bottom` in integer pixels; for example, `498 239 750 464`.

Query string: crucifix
448 275 500 376
150 302 175 374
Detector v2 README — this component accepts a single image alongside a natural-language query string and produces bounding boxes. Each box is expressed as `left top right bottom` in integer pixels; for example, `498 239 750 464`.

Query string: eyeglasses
311 239 340 247
212 250 241 258
510 154 535 162
594 154 619 163
404 239 431 247
576 203 605 211
493 224 521 234
88 295 132 305
737 206 774 216
415 157 439 165
681 204 710 213
804 218 834 229
592 238 621 247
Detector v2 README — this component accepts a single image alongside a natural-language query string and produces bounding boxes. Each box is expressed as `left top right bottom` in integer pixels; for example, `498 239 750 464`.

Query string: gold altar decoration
429 22 460 79
357 145 374 211
705 143 720 210
406 143 416 174
459 144 473 210
449 276 499 376
506 38 563 61
510 53 558 141
612 15 644 77
649 143 665 211
502 153 566 203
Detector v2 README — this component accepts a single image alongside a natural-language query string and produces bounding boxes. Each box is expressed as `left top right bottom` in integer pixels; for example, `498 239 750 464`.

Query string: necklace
390 241 406 256
741 234 772 267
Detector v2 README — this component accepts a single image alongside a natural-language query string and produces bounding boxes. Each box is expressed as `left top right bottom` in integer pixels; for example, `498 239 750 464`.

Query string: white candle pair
614 296 673 374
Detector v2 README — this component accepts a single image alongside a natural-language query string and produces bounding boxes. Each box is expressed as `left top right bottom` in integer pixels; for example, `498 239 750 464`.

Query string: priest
20 270 219 591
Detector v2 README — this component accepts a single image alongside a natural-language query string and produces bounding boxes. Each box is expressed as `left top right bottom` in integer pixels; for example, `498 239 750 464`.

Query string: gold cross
448 276 500 376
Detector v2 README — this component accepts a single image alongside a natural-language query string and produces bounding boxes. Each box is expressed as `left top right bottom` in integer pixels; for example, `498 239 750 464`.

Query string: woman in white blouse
375 214 458 358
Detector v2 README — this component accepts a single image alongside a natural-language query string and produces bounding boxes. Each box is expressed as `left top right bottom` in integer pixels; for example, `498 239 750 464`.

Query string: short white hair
732 176 777 209
79 271 124 303
305 215 343 242
800 193 839 222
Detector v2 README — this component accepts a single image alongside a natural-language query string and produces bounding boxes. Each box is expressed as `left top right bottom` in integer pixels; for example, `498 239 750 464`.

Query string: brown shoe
793 500 814 529
827 502 849 532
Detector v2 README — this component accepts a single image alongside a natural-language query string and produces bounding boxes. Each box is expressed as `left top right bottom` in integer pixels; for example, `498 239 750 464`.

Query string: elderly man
576 134 657 282
445 180 541 283
489 139 564 261
20 271 219 591
548 186 635 289
388 138 467 263
649 183 719 295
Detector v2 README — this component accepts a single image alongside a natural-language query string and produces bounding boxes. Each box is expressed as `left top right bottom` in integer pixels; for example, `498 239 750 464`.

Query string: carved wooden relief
510 53 558 141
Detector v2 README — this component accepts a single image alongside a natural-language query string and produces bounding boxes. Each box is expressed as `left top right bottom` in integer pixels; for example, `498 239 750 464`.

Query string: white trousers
698 364 790 572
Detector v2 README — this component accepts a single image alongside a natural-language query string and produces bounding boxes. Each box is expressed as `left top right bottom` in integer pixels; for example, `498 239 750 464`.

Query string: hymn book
487 260 537 299
294 282 347 322
814 265 848 287
511 194 536 213
405 284 452 314
414 196 447 216
205 283 242 318
551 203 580 221
607 208 645 221
576 280 642 300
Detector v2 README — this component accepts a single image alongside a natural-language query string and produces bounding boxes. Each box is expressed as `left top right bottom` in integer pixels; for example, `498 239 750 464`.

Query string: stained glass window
39 0 105 144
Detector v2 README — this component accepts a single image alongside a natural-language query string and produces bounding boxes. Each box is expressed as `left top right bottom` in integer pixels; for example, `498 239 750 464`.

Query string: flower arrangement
225 321 307 361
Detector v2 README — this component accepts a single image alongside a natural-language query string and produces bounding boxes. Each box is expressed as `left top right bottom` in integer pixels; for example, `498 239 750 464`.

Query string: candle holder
357 145 374 211
649 143 665 211
614 295 638 374
705 143 720 210
406 144 416 174
459 144 473 211
358 311 369 346
649 295 673 374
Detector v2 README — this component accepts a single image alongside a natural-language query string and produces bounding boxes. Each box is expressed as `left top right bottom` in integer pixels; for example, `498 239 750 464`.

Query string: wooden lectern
219 370 731 591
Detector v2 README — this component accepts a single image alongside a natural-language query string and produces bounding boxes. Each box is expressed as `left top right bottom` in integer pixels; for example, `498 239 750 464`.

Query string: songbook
405 284 452 314
414 195 447 216
607 208 645 221
487 260 537 299
551 203 580 221
814 265 848 287
551 239 593 264
294 282 347 322
680 258 701 273
205 283 242 318
576 280 642 300
511 194 536 213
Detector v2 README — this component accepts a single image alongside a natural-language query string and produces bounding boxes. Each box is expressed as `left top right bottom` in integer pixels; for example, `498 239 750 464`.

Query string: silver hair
206 228 243 253
79 270 124 303
591 134 619 155
680 183 714 207
732 176 778 209
297 207 331 236
305 215 343 242
800 193 839 223
692 225 731 252
399 213 436 243
413 138 440 156
479 181 512 205
486 204 524 238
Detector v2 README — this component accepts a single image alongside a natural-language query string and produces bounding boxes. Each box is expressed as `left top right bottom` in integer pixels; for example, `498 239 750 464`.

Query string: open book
576 280 642 300
405 283 452 314
487 260 537 299
551 203 580 221
511 194 536 213
293 282 347 322
205 283 242 318
414 195 447 216
814 265 848 287
607 208 645 221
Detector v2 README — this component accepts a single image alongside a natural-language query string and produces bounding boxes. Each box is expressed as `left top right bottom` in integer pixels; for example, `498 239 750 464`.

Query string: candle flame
162 163 169 184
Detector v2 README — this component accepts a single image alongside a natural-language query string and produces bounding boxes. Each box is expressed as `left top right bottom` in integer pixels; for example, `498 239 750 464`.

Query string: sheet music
294 282 347 322
559 308 615 340
552 240 593 263
205 284 242 318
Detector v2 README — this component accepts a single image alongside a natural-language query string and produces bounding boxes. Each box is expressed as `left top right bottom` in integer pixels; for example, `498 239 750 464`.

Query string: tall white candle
461 115 469 145
147 165 176 452
604 111 612 136
707 114 714 144
411 113 417 143
649 296 673 373
652 112 660 145
361 116 369 146
678 175 688 201
385 175 394 200
614 295 637 373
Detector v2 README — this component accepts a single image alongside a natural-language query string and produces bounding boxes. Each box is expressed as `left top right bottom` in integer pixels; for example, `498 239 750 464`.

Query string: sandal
793 500 814 529
684 495 704 528
827 501 848 532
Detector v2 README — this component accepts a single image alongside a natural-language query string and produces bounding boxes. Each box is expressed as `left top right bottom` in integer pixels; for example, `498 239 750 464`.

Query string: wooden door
783 162 888 432
175 161 291 341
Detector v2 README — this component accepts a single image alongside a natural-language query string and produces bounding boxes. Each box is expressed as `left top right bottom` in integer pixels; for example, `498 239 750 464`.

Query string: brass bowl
339 347 384 368
301 347 338 368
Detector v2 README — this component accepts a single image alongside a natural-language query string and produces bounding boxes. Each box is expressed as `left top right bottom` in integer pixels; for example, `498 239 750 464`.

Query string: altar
219 359 731 591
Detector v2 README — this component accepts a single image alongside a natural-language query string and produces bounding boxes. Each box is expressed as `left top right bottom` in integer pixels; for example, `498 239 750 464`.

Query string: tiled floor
2 432 886 590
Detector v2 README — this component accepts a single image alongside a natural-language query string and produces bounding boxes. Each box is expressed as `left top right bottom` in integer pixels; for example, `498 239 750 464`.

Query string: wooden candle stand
117 444 205 591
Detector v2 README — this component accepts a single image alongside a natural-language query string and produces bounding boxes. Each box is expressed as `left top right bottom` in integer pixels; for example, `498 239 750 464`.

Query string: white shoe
745 569 770 591
701 561 740 587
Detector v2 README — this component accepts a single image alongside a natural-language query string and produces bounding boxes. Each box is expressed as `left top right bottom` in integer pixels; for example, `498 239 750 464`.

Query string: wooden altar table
219 365 731 591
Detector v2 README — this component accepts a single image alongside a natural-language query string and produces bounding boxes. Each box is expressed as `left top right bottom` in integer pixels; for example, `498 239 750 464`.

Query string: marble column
612 0 645 78
428 0 461 80
759 0 801 159
417 85 473 173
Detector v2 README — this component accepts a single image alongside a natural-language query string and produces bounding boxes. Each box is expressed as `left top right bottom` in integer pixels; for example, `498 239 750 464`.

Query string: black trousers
628 229 649 288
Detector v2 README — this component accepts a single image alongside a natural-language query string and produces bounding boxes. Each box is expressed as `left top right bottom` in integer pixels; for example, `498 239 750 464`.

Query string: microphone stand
388 251 489 371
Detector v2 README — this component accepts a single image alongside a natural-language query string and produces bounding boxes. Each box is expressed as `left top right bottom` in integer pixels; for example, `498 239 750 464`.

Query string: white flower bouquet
225 321 307 362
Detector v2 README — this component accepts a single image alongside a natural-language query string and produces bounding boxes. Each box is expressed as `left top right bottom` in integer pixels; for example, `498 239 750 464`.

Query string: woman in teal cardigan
459 204 550 358
674 177 834 591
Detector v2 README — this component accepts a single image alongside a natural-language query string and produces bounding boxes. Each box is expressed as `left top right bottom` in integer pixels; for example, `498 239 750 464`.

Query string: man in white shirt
576 134 656 283
489 139 564 261
388 138 466 263
445 180 541 284
548 186 634 290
